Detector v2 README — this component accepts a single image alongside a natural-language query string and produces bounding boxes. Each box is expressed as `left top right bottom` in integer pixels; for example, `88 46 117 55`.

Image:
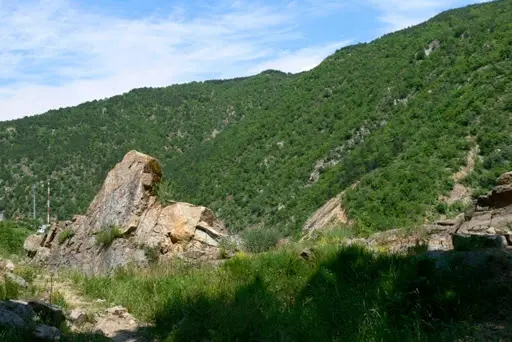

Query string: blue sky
0 0 489 121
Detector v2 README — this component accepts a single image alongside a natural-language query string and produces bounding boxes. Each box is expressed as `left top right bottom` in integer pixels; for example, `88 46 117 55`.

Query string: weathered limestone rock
25 150 228 274
24 235 44 255
303 193 349 236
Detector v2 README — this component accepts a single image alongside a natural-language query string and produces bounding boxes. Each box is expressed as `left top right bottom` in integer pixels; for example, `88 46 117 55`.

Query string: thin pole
47 181 50 226
32 184 36 229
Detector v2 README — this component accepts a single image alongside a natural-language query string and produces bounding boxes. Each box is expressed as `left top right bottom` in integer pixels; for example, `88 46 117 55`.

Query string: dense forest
1 0 511 237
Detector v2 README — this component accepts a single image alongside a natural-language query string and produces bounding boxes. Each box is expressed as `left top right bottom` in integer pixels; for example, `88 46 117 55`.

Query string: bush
242 227 281 253
95 225 123 246
0 221 32 257
58 229 75 245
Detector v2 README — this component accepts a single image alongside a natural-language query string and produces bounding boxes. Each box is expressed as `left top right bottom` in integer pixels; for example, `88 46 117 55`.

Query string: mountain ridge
1 0 511 239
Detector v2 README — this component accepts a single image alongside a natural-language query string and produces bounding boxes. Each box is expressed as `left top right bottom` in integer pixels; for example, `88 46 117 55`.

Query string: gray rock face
33 324 62 341
25 150 228 275
0 300 66 340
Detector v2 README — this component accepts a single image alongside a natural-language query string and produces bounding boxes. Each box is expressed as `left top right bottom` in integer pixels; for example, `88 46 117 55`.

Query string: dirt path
33 274 151 341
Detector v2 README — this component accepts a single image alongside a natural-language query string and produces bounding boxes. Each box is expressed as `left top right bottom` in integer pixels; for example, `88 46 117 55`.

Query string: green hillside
1 0 511 236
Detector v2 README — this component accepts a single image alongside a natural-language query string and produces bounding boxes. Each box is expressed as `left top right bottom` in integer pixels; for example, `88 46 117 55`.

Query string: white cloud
0 0 348 121
249 41 352 74
368 0 492 33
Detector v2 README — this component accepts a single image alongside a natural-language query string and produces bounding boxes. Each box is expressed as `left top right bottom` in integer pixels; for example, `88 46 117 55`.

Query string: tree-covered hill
1 0 511 237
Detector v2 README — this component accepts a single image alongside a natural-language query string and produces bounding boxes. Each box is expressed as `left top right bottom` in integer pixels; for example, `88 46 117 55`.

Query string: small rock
4 260 15 272
69 309 88 325
33 324 62 341
28 301 66 328
486 227 497 235
299 248 315 261
5 272 29 288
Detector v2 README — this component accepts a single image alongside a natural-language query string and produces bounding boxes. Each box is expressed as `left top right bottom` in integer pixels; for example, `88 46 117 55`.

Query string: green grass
67 243 512 341
58 229 75 245
95 225 123 246
0 221 32 258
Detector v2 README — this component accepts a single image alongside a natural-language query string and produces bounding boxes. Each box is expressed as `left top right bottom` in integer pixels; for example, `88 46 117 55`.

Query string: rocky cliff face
25 151 228 274
306 171 512 255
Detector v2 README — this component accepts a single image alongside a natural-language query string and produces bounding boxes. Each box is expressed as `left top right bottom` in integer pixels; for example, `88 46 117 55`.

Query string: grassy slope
1 0 511 235
69 242 512 342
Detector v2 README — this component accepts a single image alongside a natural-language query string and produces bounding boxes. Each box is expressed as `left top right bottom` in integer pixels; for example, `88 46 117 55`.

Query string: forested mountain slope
1 0 511 236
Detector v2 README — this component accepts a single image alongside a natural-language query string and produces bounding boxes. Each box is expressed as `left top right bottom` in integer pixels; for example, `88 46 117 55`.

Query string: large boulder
454 171 512 249
25 151 228 274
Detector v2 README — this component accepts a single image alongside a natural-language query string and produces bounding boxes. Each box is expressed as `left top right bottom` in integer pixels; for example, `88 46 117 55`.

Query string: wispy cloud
0 0 348 121
368 0 491 32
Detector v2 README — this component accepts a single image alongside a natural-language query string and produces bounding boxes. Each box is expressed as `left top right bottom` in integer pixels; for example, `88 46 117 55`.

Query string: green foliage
58 229 75 245
2 274 21 300
95 225 122 246
242 227 281 253
1 0 511 235
51 290 68 310
69 244 512 341
0 221 32 257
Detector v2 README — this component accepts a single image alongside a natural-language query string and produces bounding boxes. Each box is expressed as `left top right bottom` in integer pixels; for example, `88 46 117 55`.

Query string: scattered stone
33 324 62 341
94 306 139 340
5 272 29 288
69 309 88 325
28 301 66 328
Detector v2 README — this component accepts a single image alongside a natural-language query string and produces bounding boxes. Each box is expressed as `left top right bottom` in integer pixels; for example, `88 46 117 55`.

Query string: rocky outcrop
25 151 228 275
302 182 359 237
452 171 512 250
0 300 64 341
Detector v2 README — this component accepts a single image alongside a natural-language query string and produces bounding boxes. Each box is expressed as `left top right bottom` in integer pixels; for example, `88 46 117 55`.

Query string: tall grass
68 243 512 341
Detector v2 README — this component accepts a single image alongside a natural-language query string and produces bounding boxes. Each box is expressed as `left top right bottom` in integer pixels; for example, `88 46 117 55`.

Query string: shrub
58 229 75 245
242 227 281 253
95 225 123 246
0 221 32 257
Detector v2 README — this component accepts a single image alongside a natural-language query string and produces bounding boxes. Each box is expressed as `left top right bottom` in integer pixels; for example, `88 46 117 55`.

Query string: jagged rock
33 324 62 341
25 150 228 275
28 301 66 328
5 272 29 288
497 171 512 186
33 247 51 265
24 234 44 255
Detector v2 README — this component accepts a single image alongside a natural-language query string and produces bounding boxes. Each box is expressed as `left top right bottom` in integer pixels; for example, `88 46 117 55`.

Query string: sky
0 0 490 121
